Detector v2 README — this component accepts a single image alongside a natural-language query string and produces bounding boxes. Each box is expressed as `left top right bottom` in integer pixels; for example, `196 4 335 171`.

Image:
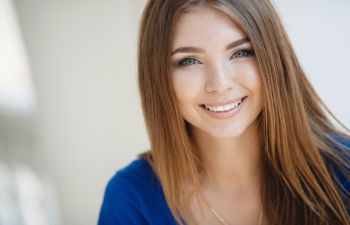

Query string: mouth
200 96 247 113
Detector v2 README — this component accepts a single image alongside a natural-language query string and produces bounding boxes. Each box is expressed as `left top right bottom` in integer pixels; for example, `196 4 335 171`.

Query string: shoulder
327 135 350 201
333 135 350 150
109 158 160 192
98 158 177 225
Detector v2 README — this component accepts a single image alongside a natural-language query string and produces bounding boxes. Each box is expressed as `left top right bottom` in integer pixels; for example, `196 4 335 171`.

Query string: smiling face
170 5 264 140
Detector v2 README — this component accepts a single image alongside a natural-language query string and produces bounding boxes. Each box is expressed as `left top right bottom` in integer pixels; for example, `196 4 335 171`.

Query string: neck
192 121 263 192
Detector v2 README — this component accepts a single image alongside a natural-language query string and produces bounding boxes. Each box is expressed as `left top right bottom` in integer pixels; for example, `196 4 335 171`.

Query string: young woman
98 0 350 224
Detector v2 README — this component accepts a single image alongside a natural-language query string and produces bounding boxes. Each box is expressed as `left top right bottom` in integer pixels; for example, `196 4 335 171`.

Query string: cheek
235 61 262 94
171 70 204 103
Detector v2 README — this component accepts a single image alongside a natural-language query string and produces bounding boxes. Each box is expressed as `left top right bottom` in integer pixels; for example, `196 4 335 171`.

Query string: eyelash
176 48 255 67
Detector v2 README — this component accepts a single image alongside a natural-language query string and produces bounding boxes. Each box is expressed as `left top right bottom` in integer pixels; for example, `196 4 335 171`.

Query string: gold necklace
201 194 263 225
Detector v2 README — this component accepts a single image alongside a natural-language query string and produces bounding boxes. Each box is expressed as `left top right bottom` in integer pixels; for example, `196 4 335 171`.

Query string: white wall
9 0 350 225
273 0 350 128
12 1 148 225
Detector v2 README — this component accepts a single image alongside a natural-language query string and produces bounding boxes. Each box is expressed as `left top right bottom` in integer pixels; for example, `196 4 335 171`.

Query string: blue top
98 140 350 225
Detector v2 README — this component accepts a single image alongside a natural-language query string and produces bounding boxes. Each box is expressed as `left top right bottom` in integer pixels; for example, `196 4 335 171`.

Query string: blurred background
0 0 349 224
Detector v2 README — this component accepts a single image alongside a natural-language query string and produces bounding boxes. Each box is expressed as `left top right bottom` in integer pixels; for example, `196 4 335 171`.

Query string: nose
205 63 234 94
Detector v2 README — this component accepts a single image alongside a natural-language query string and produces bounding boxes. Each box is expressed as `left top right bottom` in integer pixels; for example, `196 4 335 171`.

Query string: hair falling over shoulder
137 0 350 224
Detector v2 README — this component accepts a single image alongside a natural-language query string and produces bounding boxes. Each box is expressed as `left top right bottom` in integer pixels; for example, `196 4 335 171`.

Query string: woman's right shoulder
108 158 160 193
98 158 177 225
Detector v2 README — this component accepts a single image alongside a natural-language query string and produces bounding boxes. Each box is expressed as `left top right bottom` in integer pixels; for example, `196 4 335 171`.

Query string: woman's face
170 5 264 139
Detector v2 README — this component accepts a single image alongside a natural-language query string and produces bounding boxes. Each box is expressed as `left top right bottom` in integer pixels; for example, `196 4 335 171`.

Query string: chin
205 125 246 140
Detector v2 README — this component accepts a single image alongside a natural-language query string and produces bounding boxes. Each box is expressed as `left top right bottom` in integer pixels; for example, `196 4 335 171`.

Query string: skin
170 4 266 225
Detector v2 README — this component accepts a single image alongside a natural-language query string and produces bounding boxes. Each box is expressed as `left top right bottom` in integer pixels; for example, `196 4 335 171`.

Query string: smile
201 96 247 112
199 96 247 119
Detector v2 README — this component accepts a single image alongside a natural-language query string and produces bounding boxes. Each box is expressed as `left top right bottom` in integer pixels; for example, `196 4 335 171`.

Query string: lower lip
200 97 247 120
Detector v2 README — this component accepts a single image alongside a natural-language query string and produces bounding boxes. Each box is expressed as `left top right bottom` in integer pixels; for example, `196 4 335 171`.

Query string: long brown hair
137 0 350 224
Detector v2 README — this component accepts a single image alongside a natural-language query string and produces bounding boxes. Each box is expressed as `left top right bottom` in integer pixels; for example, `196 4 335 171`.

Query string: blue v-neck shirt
98 139 350 225
98 158 178 225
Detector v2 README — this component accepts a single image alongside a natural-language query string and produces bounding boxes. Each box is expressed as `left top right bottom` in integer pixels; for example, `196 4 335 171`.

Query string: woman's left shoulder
333 135 350 150
328 135 350 192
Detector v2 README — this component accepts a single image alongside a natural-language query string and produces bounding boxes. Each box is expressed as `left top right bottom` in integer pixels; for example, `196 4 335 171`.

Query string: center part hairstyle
137 0 350 224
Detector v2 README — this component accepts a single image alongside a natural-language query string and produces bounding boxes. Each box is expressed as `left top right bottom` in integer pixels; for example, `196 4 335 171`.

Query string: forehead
172 5 246 48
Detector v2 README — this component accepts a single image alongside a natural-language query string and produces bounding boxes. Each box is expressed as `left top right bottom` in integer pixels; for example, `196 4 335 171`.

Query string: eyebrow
171 36 249 56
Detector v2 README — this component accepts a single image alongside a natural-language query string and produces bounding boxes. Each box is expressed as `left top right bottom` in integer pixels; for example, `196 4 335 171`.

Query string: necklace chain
201 194 263 225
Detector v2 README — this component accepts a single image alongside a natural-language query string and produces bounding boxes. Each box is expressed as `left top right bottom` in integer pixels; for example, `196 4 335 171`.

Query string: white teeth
223 105 230 111
204 98 243 112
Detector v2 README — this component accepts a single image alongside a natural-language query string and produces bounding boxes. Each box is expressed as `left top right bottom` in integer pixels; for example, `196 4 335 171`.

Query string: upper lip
201 96 247 107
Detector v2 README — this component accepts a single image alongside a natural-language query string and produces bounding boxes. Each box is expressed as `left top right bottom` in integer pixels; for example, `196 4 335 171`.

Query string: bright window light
0 0 35 114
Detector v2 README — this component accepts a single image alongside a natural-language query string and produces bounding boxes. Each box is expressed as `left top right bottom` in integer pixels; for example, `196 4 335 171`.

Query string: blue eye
177 57 201 67
231 48 255 59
